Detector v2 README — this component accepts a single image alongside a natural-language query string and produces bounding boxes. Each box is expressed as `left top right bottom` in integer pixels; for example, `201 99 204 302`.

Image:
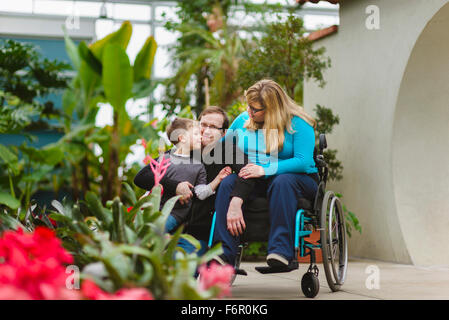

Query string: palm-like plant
62 21 159 203
170 13 244 109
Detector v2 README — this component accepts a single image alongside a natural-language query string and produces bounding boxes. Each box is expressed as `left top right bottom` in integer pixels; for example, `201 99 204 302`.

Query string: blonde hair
245 79 316 153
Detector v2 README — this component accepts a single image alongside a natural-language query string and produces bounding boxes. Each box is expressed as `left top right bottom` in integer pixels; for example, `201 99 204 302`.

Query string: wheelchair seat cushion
244 197 313 212
241 196 314 242
242 197 270 242
297 198 313 211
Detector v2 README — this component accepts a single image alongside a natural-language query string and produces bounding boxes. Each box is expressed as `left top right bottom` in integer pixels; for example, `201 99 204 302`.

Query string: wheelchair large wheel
320 191 348 292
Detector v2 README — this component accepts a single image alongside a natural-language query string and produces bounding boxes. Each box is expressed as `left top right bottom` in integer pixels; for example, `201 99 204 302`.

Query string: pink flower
140 138 148 149
143 155 152 165
198 262 234 298
149 119 158 129
148 155 170 187
142 155 170 195
81 279 153 300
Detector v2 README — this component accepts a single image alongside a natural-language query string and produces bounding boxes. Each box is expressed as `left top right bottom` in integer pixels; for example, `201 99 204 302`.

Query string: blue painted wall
0 36 75 148
0 36 80 206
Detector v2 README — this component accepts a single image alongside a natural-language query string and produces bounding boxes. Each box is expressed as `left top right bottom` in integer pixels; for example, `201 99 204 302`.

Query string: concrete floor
227 258 449 300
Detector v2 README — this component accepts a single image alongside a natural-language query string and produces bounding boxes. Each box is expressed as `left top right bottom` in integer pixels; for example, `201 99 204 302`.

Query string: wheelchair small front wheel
230 244 244 285
320 191 348 292
301 272 320 298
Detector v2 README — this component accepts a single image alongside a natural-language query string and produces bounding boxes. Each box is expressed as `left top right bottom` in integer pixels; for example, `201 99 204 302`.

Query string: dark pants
213 173 318 264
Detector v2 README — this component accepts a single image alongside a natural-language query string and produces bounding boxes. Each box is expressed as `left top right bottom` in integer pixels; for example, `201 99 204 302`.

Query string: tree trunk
71 163 79 202
81 155 90 196
104 111 121 203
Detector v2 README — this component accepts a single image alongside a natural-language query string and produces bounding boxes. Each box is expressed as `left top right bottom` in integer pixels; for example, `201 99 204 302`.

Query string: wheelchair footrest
235 268 248 276
254 262 298 274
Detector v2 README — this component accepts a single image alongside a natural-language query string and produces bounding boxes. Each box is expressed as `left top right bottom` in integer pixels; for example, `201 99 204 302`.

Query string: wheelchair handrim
328 196 348 285
321 191 348 290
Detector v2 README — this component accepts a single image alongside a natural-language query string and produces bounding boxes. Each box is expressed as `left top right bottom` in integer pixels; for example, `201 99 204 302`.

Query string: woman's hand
227 197 246 237
238 163 265 179
176 181 193 205
217 166 232 181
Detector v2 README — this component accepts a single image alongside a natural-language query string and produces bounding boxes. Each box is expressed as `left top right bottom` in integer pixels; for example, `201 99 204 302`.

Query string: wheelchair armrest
319 134 327 151
315 154 327 168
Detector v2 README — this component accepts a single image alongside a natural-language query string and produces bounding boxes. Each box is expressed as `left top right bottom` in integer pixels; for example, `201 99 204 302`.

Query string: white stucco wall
0 13 95 40
304 0 449 265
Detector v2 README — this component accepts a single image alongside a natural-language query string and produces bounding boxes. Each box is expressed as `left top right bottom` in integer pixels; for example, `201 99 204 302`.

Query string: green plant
161 1 286 114
242 242 267 260
335 193 361 238
62 21 160 203
314 104 343 181
0 183 226 299
237 13 331 104
0 39 71 212
226 100 247 123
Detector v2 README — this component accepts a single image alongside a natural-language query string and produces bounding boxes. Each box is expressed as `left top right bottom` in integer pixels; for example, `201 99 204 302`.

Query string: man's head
198 106 229 147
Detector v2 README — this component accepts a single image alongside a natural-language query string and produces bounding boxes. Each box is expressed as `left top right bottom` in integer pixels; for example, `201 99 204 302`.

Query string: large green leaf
85 191 112 226
133 36 157 82
20 143 64 167
0 144 19 174
90 21 132 62
63 27 81 71
21 164 54 183
102 43 133 112
0 192 20 210
122 182 137 204
61 123 95 142
0 212 25 231
156 193 180 231
112 197 127 243
62 86 78 118
0 144 18 164
79 60 101 103
132 78 158 99
78 41 102 75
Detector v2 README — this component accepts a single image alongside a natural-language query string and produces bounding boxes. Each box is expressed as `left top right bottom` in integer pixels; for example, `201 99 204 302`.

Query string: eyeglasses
248 104 265 114
200 122 223 131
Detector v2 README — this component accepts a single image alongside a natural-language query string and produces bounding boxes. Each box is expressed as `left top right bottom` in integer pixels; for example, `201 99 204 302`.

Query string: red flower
198 262 234 298
0 228 153 300
0 227 80 300
81 279 153 300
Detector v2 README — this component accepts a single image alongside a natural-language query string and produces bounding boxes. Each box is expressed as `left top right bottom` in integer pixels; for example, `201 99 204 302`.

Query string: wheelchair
207 134 348 298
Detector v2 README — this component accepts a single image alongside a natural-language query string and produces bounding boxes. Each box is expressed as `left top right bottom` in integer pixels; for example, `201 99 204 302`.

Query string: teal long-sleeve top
225 111 318 177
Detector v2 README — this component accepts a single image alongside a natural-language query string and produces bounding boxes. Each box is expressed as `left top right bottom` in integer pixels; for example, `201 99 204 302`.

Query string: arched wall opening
392 2 449 265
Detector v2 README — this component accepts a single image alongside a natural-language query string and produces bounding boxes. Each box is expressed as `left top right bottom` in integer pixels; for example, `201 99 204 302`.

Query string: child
158 117 231 234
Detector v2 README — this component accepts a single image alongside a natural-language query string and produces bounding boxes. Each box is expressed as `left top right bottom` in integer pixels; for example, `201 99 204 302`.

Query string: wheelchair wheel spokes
320 191 348 292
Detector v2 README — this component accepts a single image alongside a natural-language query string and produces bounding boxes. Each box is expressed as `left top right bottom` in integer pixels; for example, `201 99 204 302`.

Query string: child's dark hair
166 118 197 145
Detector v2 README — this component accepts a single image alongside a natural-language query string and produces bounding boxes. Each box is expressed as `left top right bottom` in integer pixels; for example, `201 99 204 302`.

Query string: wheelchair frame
207 134 348 298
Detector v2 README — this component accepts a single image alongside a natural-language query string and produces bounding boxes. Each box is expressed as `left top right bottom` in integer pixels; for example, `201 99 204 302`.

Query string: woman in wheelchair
212 79 319 272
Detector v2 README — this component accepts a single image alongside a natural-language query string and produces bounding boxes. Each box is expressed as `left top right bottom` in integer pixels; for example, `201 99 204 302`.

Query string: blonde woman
212 79 319 270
